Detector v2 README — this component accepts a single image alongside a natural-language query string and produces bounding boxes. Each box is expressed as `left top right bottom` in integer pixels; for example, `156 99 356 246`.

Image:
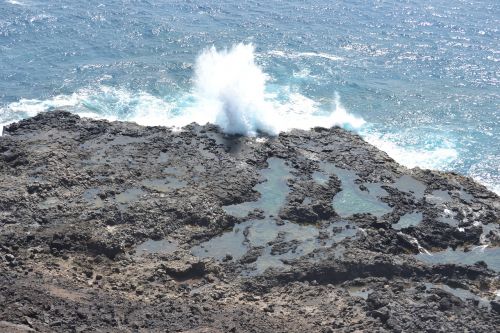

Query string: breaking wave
0 43 364 136
0 43 496 195
363 130 459 171
186 44 361 135
5 0 27 6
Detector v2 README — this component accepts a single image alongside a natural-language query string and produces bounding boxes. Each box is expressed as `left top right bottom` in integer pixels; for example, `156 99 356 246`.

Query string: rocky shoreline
0 111 499 332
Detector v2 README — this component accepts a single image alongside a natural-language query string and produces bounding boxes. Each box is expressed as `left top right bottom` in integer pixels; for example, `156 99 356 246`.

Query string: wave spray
192 44 277 135
189 43 364 136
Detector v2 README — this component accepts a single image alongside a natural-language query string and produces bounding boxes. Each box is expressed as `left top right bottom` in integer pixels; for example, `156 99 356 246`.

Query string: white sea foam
363 131 459 170
0 43 496 195
362 128 500 195
187 43 278 135
6 93 86 116
299 52 345 61
184 44 361 135
0 92 89 134
0 44 363 136
1 90 123 129
5 0 26 6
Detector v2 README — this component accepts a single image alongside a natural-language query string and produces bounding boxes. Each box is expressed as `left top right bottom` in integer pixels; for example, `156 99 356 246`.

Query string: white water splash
186 43 362 135
0 43 496 196
188 43 278 135
6 93 85 116
1 44 364 136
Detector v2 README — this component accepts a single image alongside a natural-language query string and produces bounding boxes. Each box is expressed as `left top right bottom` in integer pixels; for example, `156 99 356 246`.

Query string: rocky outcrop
0 111 498 332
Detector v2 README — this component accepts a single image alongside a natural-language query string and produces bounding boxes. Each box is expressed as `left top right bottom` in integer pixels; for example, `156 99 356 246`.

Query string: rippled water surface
0 0 498 192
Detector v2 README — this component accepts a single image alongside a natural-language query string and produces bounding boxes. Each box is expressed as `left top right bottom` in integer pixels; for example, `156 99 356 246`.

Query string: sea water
0 0 498 193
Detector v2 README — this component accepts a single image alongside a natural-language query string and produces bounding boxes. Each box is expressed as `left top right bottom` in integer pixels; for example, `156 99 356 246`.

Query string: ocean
0 0 498 193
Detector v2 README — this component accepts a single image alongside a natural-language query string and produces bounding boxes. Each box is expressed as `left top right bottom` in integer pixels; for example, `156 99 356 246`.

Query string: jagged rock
0 111 498 332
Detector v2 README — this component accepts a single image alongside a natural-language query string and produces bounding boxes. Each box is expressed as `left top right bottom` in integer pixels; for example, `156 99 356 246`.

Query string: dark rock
490 301 500 314
0 111 498 333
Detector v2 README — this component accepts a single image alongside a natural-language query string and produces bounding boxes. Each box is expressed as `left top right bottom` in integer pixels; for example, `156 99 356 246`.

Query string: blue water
0 0 498 193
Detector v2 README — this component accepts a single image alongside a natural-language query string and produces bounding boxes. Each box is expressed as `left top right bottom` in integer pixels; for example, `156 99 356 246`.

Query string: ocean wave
0 92 89 135
0 43 496 196
468 156 500 195
362 130 459 171
2 43 362 136
0 87 180 133
0 45 363 136
185 44 360 135
360 129 500 194
5 93 87 116
5 0 27 6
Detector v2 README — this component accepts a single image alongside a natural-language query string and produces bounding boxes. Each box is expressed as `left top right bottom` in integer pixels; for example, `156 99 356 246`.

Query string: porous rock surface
0 111 499 332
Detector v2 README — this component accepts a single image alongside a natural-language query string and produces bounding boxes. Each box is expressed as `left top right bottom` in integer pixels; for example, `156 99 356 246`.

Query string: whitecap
29 14 55 24
268 50 345 61
182 44 361 135
362 131 459 170
298 52 345 61
0 44 375 138
6 93 87 116
5 0 26 6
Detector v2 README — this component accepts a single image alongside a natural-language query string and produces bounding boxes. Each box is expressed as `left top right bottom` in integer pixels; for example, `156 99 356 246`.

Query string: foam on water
5 0 26 5
0 89 118 134
185 44 363 135
0 44 365 137
5 94 83 116
0 42 496 195
362 130 459 171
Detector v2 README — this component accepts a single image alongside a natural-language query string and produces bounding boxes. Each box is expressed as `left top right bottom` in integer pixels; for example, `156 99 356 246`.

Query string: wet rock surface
0 111 499 332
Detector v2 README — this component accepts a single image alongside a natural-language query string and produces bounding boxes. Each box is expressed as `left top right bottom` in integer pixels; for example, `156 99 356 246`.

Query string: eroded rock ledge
0 111 499 332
